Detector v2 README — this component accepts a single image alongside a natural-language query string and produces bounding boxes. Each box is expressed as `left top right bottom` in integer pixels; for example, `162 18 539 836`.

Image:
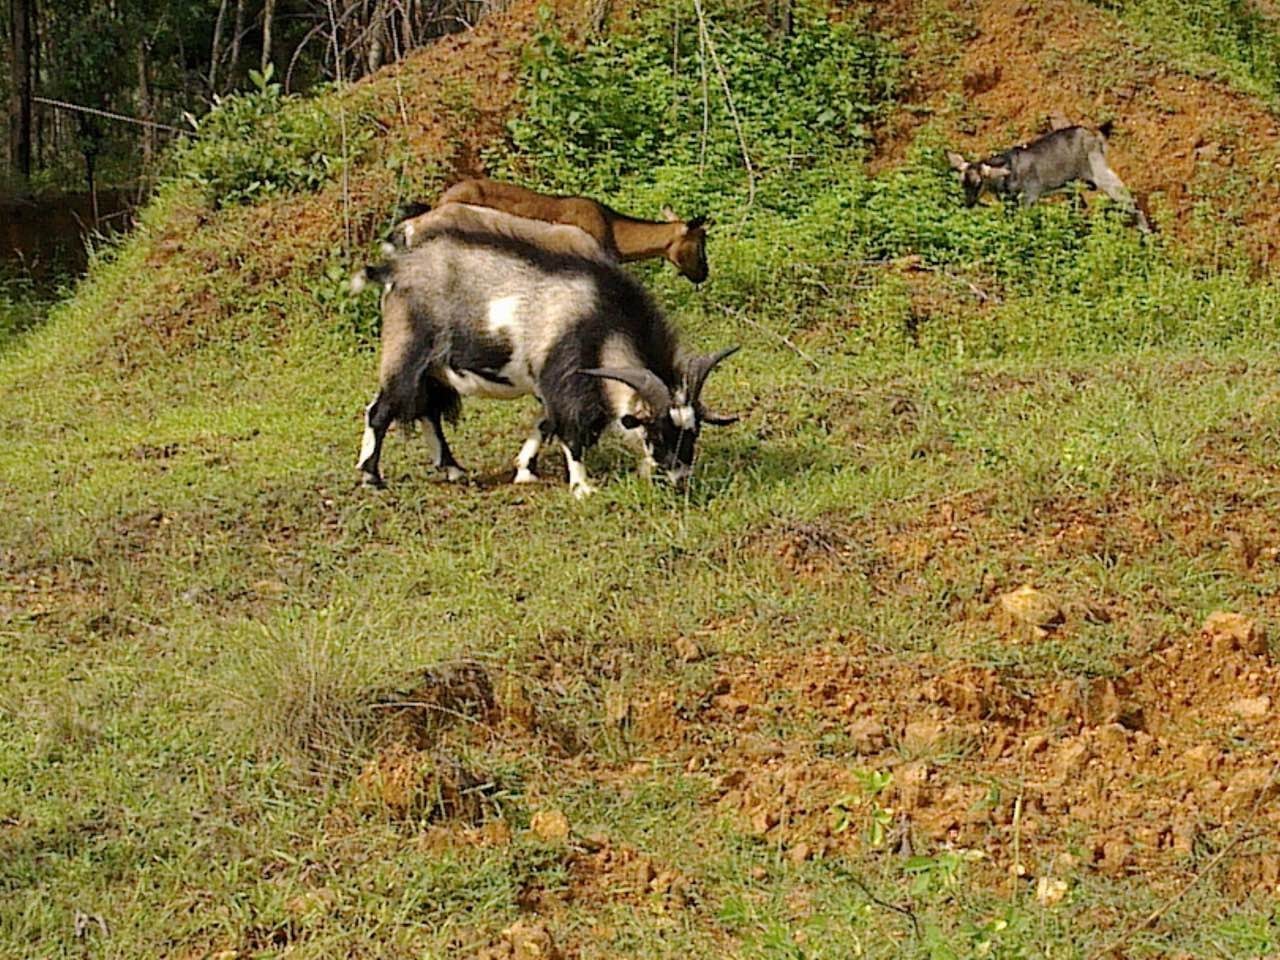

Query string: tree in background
7 0 33 180
3 0 506 194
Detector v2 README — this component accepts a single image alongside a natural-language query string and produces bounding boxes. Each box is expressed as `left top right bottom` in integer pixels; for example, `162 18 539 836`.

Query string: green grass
1090 0 1280 103
4 2 1280 958
0 271 58 353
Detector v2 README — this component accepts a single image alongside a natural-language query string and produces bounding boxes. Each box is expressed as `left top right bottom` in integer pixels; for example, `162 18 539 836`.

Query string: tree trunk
136 39 155 171
208 0 229 92
8 0 34 178
229 0 247 82
261 0 277 73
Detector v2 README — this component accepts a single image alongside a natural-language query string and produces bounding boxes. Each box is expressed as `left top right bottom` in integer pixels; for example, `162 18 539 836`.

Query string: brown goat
384 202 607 263
391 178 710 283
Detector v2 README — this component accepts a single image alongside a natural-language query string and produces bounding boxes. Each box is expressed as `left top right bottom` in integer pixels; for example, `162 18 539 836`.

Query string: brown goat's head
662 208 710 283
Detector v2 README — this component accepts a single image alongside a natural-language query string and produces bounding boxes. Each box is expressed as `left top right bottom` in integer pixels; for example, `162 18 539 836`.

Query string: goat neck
610 218 685 263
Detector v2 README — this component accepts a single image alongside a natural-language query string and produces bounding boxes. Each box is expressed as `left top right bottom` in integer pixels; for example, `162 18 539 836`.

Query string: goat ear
686 215 709 231
979 162 1011 181
662 205 680 222
946 151 969 172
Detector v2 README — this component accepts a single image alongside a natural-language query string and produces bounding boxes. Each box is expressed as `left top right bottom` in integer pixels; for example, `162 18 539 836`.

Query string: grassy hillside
4 1 1280 957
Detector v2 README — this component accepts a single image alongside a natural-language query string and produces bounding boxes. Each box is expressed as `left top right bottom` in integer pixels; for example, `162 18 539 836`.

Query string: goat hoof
571 481 597 500
443 466 467 483
361 471 385 489
513 468 539 485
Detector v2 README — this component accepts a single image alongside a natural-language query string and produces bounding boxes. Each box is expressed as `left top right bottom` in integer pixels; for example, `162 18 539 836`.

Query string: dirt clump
372 660 497 748
997 585 1064 639
530 808 572 844
477 920 564 960
620 609 1280 889
354 742 496 823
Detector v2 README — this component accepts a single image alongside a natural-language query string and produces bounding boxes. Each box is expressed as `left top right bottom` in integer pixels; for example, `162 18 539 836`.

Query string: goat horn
698 407 739 427
684 345 739 404
578 367 673 416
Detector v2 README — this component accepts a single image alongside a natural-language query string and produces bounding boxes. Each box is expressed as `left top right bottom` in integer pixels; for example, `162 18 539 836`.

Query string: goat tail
1097 120 1115 139
349 262 393 295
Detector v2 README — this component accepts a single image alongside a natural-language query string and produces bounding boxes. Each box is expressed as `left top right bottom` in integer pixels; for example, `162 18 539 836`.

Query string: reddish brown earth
645 613 1280 892
874 0 1280 266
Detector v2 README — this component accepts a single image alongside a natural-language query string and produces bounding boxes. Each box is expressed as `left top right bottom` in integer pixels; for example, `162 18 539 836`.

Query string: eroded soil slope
876 0 1280 264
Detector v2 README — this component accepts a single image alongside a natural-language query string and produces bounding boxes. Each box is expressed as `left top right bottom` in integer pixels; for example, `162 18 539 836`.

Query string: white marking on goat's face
633 397 701 487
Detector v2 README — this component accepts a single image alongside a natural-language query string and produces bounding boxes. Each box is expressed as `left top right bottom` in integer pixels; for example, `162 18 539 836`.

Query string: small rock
1182 743 1219 777
1053 740 1090 780
789 842 812 864
848 717 886 753
750 807 780 836
673 636 704 663
502 920 562 960
530 809 570 844
1099 839 1132 872
1203 612 1267 656
1035 876 1068 907
1092 723 1129 751
998 586 1064 639
1229 695 1271 720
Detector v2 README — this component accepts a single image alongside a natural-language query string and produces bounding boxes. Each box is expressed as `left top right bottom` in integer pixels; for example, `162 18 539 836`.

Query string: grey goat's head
947 151 1011 207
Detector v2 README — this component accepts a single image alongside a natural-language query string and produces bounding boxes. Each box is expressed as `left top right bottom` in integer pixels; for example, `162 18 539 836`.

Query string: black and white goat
351 215 739 497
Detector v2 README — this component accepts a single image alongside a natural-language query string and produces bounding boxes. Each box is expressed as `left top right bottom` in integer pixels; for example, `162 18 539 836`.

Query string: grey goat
947 123 1149 231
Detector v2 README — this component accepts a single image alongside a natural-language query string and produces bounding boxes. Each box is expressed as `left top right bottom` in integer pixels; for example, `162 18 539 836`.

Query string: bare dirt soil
874 0 1280 266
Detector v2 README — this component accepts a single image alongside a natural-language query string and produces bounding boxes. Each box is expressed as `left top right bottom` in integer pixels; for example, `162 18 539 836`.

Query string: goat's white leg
358 392 392 488
514 431 543 484
561 442 596 499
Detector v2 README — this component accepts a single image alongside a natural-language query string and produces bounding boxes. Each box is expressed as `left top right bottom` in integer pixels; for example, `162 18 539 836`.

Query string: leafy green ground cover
3 2 1280 957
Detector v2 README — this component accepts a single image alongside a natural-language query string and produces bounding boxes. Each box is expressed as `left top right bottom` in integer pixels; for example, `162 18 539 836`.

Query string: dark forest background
3 0 504 201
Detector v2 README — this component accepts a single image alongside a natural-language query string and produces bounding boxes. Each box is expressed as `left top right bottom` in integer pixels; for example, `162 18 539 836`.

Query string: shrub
173 65 373 207
490 2 902 214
